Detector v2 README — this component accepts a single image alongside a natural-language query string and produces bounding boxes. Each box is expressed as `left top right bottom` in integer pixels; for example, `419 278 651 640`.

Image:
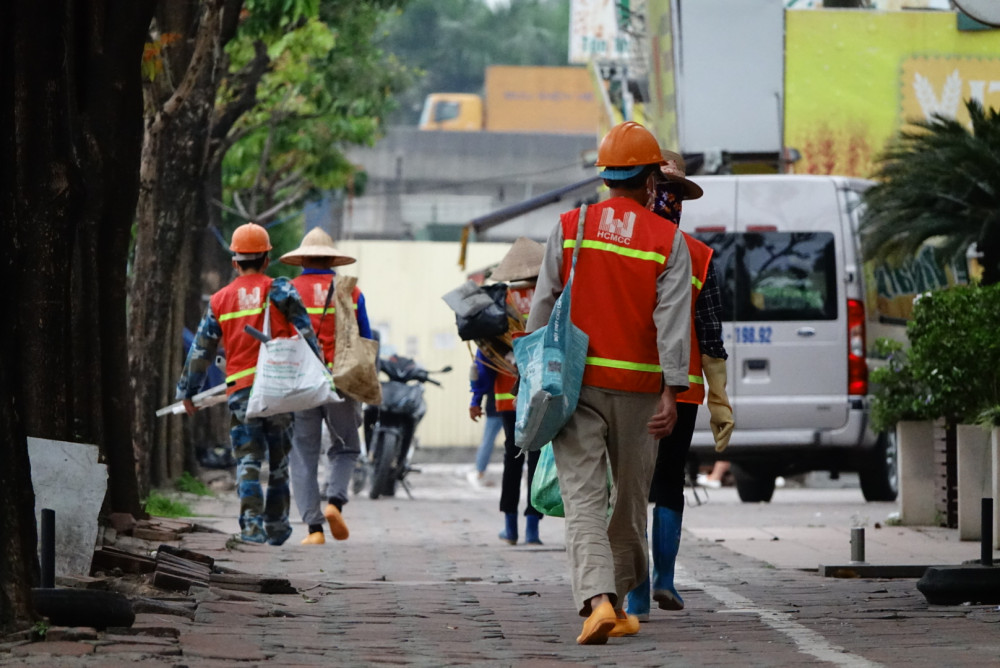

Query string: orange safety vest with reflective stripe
559 198 678 394
495 284 534 412
291 273 361 367
210 274 293 395
677 232 713 405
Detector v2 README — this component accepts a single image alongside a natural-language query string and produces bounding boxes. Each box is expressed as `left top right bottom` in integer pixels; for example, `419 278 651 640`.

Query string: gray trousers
552 385 660 617
289 397 363 527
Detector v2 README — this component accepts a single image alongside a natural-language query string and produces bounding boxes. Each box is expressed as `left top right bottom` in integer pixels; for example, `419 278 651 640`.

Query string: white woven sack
246 304 341 418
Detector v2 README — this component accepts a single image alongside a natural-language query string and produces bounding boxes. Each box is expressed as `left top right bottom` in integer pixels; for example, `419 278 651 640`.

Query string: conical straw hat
279 227 356 267
659 150 704 201
490 237 545 282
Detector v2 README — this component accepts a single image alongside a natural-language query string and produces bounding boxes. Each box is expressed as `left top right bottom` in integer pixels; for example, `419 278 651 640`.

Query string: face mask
651 179 685 225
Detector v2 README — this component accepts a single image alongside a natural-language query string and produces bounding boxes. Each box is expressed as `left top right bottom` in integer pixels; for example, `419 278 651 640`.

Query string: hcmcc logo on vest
596 209 636 245
237 287 263 312
312 282 327 305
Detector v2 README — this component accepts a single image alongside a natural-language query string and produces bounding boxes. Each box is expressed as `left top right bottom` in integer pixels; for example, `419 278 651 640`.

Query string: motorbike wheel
369 430 399 500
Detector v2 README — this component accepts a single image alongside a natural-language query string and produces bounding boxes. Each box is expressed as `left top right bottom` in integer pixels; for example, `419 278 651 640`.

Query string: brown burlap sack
332 276 382 405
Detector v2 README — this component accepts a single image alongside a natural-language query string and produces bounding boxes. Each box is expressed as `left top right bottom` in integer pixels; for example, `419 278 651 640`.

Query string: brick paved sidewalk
3 464 999 667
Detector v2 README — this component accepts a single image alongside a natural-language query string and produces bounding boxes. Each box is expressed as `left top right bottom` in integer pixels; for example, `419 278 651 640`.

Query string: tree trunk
130 0 228 493
1 0 154 632
131 112 216 493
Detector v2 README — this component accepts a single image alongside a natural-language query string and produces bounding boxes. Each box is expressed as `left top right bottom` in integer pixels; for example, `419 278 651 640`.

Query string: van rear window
693 232 838 322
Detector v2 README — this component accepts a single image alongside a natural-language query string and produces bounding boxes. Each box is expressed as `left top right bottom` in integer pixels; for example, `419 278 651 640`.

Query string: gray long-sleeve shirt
526 207 692 391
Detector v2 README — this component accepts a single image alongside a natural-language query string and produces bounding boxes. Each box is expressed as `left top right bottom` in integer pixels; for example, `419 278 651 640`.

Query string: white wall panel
675 0 785 153
337 240 518 448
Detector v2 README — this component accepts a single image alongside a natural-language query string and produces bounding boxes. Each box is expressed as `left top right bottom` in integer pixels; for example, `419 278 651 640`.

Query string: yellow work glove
701 354 734 452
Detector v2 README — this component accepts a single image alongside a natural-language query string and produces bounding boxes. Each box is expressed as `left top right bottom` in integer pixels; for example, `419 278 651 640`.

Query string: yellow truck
418 65 600 135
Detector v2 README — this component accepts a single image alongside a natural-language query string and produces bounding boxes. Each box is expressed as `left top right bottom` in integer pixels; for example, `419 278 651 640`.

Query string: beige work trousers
552 385 660 616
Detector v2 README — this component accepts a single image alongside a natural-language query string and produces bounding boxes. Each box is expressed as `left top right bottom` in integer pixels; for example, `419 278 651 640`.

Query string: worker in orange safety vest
279 227 373 546
625 150 735 621
525 121 693 645
176 222 319 546
470 237 546 546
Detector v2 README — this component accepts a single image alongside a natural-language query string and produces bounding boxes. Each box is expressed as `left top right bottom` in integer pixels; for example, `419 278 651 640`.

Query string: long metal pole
982 498 993 567
40 508 55 588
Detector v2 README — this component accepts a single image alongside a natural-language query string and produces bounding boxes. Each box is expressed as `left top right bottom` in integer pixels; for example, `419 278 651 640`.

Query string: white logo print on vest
313 282 328 306
596 208 636 246
237 287 262 311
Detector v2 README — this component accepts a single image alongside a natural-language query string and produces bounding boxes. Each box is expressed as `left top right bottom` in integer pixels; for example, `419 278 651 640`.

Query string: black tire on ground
917 564 1000 605
32 588 135 630
858 431 899 502
370 430 398 500
732 462 777 503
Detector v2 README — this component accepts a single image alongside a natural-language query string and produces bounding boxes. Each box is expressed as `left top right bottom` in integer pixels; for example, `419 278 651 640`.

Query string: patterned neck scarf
651 180 685 225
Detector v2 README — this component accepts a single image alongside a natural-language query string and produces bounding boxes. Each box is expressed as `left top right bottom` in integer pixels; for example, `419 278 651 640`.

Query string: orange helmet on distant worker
595 121 665 181
230 222 272 259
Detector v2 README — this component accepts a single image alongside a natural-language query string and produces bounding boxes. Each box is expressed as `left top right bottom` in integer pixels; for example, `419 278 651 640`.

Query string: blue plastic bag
513 205 589 452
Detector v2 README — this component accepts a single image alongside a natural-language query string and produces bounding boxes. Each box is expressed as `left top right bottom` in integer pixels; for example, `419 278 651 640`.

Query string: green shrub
870 283 1000 430
869 338 933 433
144 492 193 518
906 283 1000 425
175 471 213 496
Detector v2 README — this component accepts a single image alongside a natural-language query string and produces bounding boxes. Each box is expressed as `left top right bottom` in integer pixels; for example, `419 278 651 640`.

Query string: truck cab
418 94 483 131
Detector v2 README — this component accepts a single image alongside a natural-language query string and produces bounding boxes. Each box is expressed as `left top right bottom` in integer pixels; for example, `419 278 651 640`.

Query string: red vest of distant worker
494 284 534 412
676 232 713 405
292 273 361 367
211 274 293 395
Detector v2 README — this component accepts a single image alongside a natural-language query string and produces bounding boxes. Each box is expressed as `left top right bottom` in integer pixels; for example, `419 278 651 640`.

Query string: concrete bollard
850 527 866 564
957 424 991 540
897 420 938 525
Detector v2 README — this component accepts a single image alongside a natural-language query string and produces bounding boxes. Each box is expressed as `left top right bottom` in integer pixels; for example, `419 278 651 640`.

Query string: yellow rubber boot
324 504 349 540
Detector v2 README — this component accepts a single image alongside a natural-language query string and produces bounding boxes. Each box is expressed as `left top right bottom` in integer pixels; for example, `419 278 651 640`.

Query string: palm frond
861 98 1000 278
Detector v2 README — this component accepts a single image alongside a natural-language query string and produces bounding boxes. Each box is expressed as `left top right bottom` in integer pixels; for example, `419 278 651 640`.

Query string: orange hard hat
230 222 272 256
595 121 664 180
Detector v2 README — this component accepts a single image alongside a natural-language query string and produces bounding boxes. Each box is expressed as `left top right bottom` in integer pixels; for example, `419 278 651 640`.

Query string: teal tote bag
512 205 589 452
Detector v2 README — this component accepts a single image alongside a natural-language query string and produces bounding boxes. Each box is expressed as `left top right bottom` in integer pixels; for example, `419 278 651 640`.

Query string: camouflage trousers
227 390 293 545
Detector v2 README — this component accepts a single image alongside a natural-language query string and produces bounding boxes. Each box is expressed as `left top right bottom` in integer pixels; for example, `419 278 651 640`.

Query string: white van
681 174 897 503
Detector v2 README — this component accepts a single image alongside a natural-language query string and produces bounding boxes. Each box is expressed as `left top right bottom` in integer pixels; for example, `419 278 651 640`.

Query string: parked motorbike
363 354 451 499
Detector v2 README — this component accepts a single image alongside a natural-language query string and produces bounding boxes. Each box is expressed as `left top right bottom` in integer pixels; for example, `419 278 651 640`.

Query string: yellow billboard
644 0 678 151
785 10 1000 178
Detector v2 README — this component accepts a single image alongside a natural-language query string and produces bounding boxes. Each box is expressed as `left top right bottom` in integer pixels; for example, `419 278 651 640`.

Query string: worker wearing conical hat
470 237 546 547
624 150 733 622
280 227 372 546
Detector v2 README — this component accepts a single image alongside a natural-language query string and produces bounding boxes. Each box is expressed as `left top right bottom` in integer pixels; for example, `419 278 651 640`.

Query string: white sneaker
696 473 722 489
466 470 484 488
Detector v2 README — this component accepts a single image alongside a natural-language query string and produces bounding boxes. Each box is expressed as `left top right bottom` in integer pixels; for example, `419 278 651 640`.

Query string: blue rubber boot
625 574 651 621
651 506 684 610
524 515 542 545
499 513 518 545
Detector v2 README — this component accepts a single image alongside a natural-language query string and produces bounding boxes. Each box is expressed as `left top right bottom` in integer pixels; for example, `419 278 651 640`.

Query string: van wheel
859 431 899 502
732 463 776 503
